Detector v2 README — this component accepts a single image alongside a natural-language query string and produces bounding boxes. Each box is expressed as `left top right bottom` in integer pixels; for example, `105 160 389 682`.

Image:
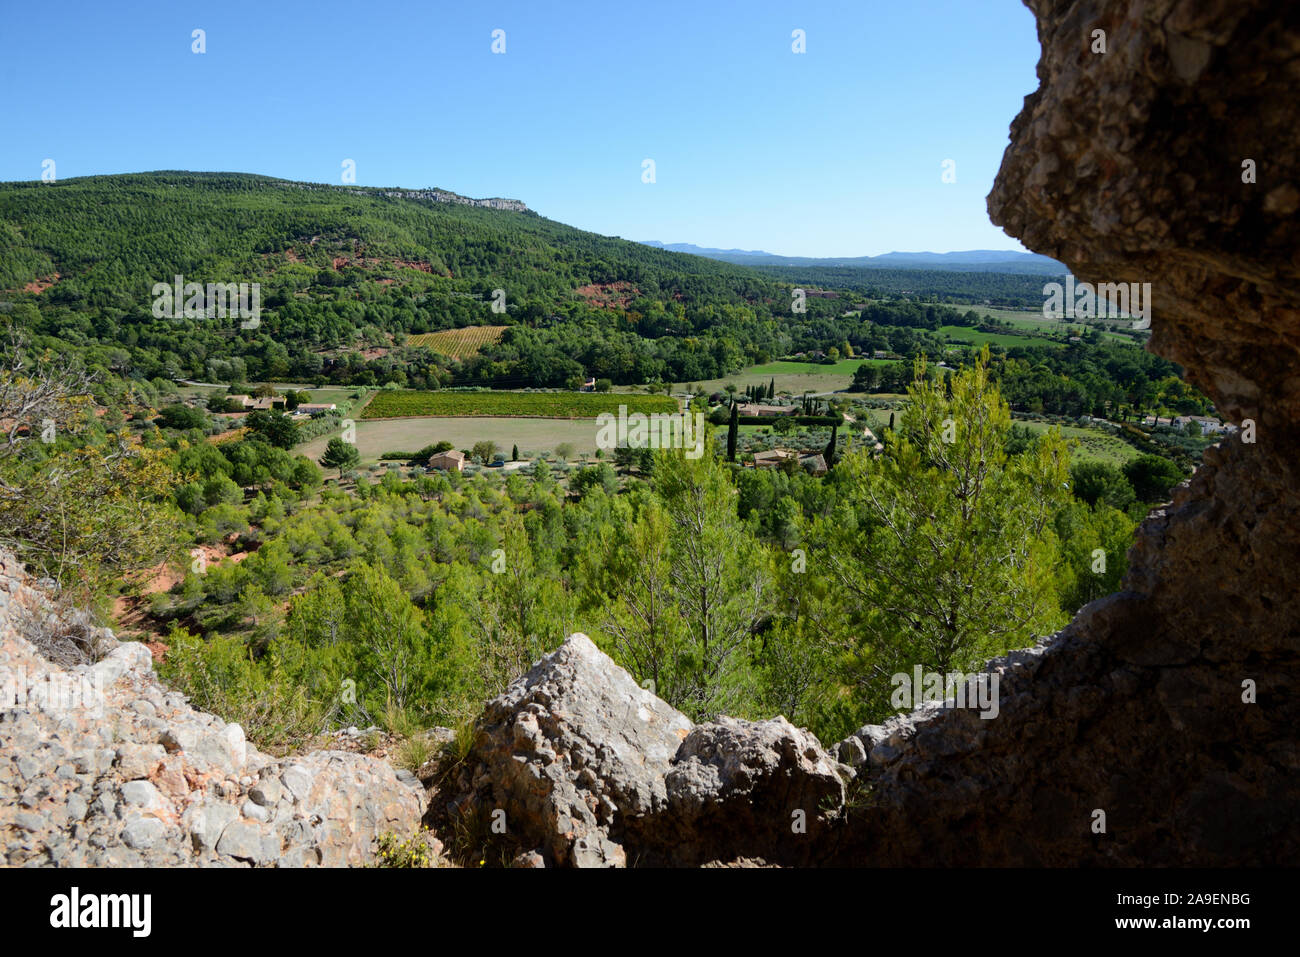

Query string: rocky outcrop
443 633 692 867
437 634 847 867
651 716 845 867
0 551 425 866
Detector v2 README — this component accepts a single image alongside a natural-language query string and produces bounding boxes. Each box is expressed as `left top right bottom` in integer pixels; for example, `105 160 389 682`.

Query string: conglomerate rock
442 633 692 867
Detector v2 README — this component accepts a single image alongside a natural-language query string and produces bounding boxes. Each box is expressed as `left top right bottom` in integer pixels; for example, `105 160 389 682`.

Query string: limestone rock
446 633 692 867
653 716 845 866
0 550 426 867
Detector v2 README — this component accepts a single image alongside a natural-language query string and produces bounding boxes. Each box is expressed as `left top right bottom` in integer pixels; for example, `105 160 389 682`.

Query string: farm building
736 403 798 417
751 449 799 469
427 450 466 472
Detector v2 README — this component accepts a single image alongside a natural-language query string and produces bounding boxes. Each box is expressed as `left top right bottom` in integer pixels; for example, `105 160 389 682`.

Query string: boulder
446 633 692 867
440 634 848 867
653 716 846 866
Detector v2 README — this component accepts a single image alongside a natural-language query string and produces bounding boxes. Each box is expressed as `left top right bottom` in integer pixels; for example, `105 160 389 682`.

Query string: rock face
438 634 847 867
0 551 425 867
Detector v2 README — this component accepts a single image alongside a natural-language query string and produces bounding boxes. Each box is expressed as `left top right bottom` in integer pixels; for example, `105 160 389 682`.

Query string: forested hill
0 171 802 386
0 171 772 304
0 171 1049 389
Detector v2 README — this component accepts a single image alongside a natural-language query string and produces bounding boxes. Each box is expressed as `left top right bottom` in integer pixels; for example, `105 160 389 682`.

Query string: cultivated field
938 325 1065 349
297 416 607 464
360 390 677 419
972 307 1141 343
406 325 507 360
680 359 888 396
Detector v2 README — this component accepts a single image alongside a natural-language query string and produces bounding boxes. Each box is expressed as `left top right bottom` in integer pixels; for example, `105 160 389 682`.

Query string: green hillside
0 171 791 387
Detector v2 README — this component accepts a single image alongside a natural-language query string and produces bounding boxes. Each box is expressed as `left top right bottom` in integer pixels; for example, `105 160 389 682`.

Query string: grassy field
938 325 1065 349
679 358 889 396
406 325 506 360
972 308 1141 344
360 390 677 419
298 416 608 464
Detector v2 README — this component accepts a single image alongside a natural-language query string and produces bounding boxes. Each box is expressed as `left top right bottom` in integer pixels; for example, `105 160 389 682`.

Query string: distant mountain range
638 241 1066 275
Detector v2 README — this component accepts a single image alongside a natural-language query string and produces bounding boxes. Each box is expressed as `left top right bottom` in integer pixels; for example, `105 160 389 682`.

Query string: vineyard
406 325 507 360
360 390 679 419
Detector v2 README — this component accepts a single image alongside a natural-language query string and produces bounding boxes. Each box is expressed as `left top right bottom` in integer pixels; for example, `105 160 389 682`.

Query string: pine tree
320 437 360 480
807 348 1070 725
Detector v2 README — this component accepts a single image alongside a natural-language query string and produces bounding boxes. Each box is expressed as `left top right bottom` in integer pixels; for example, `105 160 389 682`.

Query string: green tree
157 404 209 431
650 447 770 719
1123 454 1185 503
343 562 429 711
1069 461 1135 511
808 349 1070 728
245 409 299 450
320 437 360 479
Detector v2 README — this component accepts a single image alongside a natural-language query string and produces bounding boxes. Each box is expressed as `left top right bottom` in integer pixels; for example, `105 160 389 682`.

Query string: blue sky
1 0 1041 257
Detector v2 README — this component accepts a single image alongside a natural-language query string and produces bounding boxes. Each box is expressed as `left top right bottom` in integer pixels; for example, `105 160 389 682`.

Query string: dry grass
16 595 115 667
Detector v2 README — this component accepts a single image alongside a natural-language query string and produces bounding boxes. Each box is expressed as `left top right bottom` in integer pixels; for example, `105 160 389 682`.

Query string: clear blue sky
1 0 1041 257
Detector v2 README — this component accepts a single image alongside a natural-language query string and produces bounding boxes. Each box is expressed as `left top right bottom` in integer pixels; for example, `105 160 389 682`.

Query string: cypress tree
727 401 739 462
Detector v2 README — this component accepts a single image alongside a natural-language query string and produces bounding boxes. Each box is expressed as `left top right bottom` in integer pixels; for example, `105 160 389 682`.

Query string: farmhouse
750 448 830 474
736 403 799 417
751 449 798 469
427 450 466 472
226 394 286 411
799 453 828 476
295 402 337 415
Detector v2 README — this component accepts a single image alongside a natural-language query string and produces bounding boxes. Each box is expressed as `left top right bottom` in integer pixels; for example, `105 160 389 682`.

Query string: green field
938 325 1065 349
681 358 887 396
360 390 677 419
748 359 876 375
972 308 1141 344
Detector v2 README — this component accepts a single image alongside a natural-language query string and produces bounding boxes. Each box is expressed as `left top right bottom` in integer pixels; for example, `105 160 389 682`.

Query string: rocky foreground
0 551 425 867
